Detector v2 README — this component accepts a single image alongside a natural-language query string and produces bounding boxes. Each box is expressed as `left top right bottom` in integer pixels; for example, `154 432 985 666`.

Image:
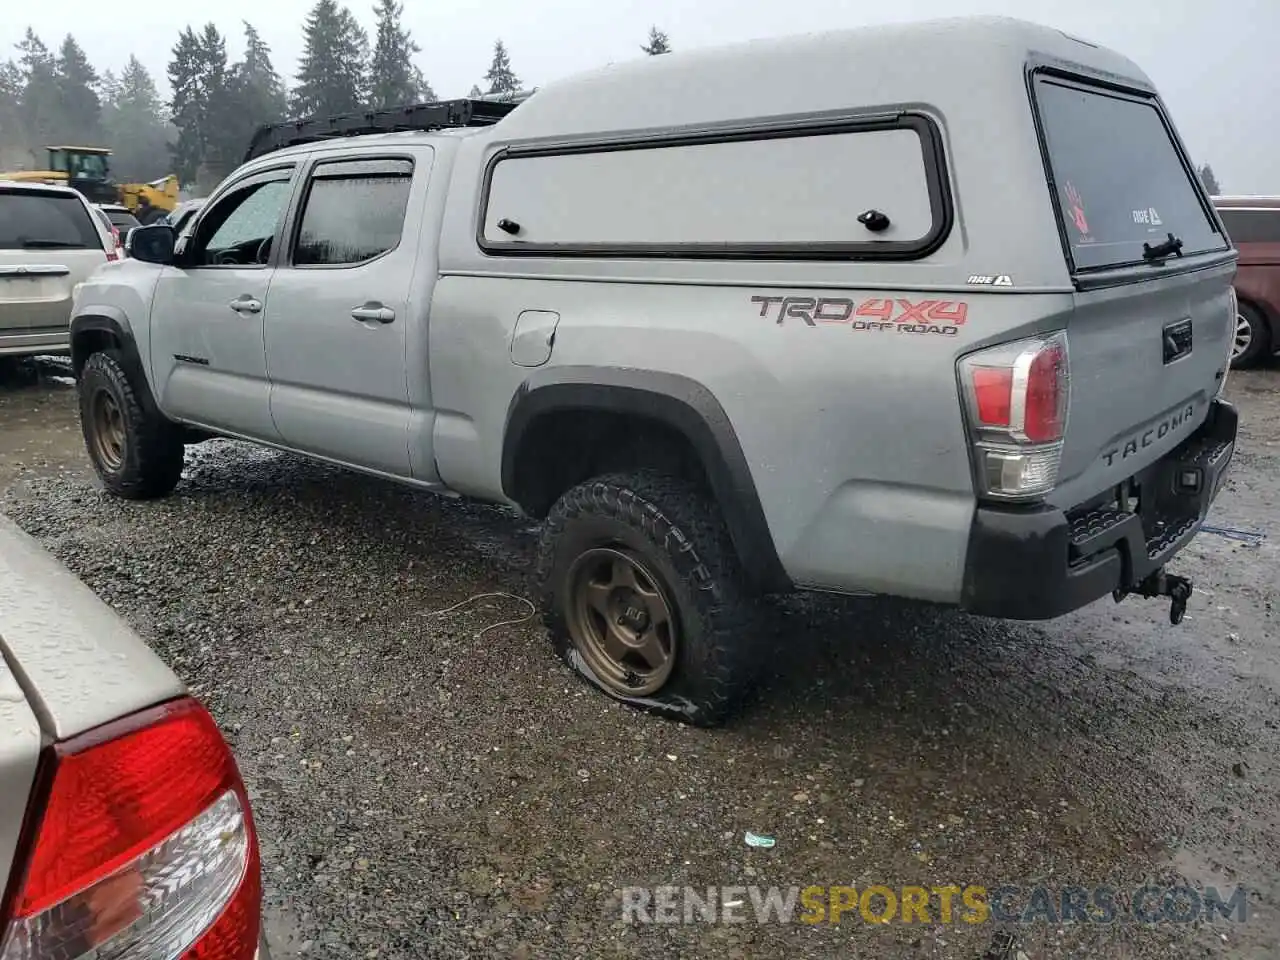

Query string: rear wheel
1231 301 1271 369
79 350 184 499
538 471 759 727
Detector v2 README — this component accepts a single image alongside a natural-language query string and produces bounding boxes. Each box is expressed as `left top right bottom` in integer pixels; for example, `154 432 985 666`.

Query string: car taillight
958 332 1069 500
106 226 120 261
0 697 260 960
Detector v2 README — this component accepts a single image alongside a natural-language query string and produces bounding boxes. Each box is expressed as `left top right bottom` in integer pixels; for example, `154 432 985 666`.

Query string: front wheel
537 471 760 727
1231 301 1271 369
79 350 184 499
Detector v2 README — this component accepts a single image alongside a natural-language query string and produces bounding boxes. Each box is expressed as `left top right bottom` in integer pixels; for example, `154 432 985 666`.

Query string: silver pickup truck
69 16 1237 726
0 516 265 958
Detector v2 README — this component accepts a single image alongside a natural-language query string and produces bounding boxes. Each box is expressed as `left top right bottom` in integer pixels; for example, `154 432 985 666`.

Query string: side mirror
126 224 176 265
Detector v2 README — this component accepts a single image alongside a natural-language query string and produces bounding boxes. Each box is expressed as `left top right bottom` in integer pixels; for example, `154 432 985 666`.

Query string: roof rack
243 97 523 163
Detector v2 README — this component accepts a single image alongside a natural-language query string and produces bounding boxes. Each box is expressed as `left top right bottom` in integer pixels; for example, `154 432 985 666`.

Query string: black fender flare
502 366 790 592
69 311 165 421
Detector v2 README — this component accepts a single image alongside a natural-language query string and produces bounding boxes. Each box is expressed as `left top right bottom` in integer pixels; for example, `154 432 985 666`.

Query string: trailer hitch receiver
1113 568 1193 625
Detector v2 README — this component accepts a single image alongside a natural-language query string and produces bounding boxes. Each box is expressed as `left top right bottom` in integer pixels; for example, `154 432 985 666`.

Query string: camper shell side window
478 114 952 261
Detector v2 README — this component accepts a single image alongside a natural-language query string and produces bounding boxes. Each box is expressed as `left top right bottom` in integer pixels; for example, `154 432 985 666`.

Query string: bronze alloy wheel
90 388 127 472
565 546 678 697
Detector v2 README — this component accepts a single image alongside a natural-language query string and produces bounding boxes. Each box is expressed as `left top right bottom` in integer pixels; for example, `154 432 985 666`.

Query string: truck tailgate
1053 263 1234 507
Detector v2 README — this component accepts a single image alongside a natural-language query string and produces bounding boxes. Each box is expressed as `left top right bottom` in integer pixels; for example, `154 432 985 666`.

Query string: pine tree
0 60 29 168
293 0 369 117
166 23 237 185
102 57 171 182
0 60 23 108
641 27 671 55
225 22 287 165
369 0 424 108
168 27 207 184
118 57 163 116
199 23 235 166
16 30 60 152
236 22 287 121
412 65 436 103
468 84 482 98
1198 163 1221 196
97 69 122 110
54 35 101 144
483 40 519 99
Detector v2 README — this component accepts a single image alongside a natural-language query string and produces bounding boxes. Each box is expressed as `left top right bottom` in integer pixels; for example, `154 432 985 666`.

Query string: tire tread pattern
537 470 759 726
79 350 184 500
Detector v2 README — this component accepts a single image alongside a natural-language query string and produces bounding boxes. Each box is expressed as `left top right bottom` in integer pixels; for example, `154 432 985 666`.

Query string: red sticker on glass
1064 181 1091 238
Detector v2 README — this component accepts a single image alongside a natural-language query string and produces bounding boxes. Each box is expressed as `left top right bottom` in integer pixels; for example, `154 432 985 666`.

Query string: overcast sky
4 0 1276 192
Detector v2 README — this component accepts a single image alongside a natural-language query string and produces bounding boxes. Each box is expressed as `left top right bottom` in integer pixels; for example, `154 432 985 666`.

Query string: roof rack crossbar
243 97 522 163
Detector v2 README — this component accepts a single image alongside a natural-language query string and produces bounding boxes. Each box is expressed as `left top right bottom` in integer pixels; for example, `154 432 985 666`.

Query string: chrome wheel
565 547 678 697
90 389 126 472
1232 311 1253 361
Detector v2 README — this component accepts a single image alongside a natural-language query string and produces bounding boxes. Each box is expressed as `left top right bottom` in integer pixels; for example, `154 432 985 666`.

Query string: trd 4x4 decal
751 295 968 337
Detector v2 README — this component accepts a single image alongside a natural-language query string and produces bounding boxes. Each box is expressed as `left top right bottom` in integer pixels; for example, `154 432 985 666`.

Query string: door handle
229 295 262 314
351 303 396 324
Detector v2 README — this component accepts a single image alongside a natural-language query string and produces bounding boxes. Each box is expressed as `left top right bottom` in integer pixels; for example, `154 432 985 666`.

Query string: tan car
1 180 116 358
1214 196 1280 367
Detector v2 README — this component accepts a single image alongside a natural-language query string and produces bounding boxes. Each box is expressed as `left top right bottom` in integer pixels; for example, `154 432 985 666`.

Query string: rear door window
1033 75 1227 271
1216 208 1280 244
0 190 101 251
292 158 414 267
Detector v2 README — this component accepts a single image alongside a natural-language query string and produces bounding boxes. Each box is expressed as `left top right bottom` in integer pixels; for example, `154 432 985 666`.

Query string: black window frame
476 113 953 262
286 156 416 270
1026 65 1231 286
179 164 297 270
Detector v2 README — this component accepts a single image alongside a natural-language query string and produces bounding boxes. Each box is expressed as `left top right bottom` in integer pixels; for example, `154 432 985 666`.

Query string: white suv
1 180 115 358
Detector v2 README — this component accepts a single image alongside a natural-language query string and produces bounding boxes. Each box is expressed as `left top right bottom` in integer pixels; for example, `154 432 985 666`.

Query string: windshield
70 152 110 180
0 190 101 250
1034 75 1228 272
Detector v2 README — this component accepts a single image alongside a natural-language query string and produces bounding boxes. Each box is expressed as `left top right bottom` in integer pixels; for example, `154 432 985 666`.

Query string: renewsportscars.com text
620 884 1249 926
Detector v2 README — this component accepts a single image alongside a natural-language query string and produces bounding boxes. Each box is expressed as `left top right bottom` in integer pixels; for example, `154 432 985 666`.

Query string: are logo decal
751 296 968 337
967 274 1014 287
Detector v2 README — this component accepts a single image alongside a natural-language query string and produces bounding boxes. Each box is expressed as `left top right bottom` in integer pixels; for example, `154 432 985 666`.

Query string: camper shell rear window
1032 73 1227 273
478 114 952 261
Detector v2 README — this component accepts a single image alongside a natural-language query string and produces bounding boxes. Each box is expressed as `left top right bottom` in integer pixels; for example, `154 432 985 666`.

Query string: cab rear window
1033 75 1227 272
0 189 101 251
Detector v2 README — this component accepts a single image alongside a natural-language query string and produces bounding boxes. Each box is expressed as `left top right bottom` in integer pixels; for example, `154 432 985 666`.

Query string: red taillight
1023 340 1067 443
959 332 1070 500
0 697 260 960
970 367 1014 428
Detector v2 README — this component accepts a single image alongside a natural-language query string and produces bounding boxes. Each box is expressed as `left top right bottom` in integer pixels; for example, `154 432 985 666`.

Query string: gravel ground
2 357 1279 959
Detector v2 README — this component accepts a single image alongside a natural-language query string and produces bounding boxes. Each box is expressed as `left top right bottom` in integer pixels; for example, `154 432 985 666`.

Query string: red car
1214 196 1280 368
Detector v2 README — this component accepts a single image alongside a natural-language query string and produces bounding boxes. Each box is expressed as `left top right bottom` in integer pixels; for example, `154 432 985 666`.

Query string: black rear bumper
960 399 1237 620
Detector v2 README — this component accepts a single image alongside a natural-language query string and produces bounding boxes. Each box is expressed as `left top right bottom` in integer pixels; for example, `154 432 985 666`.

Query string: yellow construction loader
0 146 178 215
